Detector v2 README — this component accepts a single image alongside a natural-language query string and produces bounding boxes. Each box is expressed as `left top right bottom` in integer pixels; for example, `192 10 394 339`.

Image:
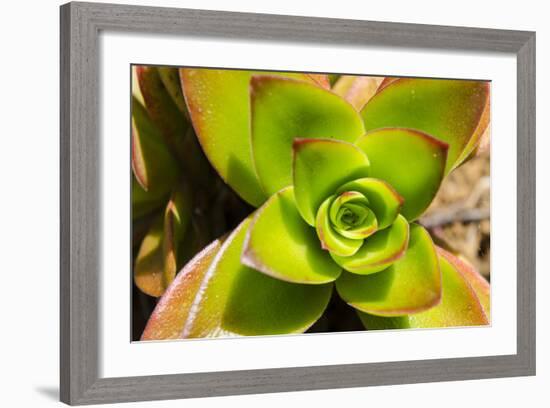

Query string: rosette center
328 191 378 240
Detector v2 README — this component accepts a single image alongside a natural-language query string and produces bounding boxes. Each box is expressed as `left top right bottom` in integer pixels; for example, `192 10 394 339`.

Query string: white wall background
0 0 545 406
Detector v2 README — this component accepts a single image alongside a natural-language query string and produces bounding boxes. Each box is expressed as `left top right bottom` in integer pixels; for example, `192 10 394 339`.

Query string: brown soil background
421 150 490 280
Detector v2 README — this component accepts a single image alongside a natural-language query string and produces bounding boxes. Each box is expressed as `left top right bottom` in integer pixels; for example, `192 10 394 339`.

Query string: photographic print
131 67 491 341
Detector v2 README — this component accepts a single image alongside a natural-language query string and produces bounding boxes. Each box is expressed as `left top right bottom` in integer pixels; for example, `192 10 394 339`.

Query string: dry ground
421 150 490 280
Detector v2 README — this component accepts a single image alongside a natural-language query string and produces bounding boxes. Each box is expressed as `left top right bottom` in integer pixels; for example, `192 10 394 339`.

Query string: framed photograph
60 1 535 405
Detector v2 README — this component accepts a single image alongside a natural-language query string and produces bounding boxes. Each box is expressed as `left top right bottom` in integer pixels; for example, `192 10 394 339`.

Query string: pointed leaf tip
141 237 225 340
181 69 328 207
131 96 179 195
251 76 365 197
361 78 489 173
358 246 489 329
355 128 448 221
336 224 441 315
180 217 334 337
437 247 490 320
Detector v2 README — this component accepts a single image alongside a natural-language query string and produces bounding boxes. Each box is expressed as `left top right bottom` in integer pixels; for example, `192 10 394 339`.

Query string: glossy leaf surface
141 238 224 340
134 215 169 298
134 186 193 298
336 178 403 230
293 138 370 226
358 247 488 328
243 188 342 284
336 224 441 315
315 195 363 257
355 128 448 221
361 78 489 173
184 218 333 337
162 186 193 284
331 214 409 275
438 247 490 320
181 69 320 206
251 76 365 197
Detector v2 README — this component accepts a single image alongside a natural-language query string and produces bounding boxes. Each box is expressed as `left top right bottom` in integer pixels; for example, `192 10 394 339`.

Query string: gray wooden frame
60 1 536 405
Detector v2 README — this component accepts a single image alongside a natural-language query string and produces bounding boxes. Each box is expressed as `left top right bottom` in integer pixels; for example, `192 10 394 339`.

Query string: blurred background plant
131 66 254 339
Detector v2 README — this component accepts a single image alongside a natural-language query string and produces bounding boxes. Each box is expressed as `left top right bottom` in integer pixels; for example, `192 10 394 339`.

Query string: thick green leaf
355 128 448 221
181 217 333 337
134 186 191 297
141 238 225 340
437 247 490 320
222 269 334 336
293 138 370 226
361 78 489 173
157 67 188 115
243 187 342 284
133 215 168 297
162 186 193 283
358 247 489 329
181 69 321 207
134 186 193 298
462 103 490 163
134 66 188 160
131 97 179 196
315 195 363 257
336 224 441 315
251 76 366 197
331 214 409 275
336 178 403 229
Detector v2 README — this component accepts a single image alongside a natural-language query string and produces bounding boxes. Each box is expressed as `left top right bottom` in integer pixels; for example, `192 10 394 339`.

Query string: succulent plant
134 68 491 340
